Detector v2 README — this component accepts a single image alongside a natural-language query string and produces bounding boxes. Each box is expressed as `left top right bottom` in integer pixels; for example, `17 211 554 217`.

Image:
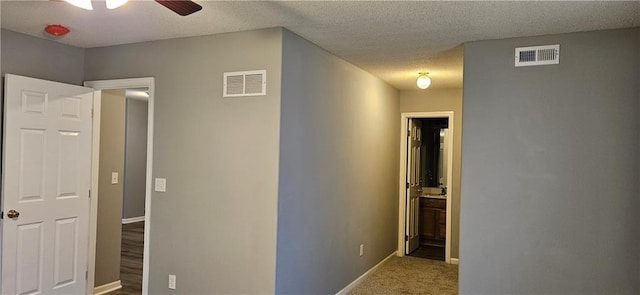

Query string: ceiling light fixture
416 72 431 89
62 0 200 15
106 0 129 9
64 0 93 10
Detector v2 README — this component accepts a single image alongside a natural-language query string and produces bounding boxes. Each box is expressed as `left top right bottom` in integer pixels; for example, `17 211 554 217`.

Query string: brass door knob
6 209 19 219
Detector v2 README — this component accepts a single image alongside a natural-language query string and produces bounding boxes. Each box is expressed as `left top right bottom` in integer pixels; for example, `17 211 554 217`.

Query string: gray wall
460 28 640 294
400 88 462 259
96 89 126 286
1 29 85 85
123 98 148 219
85 28 283 294
275 29 400 294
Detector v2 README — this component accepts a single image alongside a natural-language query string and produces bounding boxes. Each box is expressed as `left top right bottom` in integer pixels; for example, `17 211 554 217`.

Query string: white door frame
397 111 454 263
84 78 155 295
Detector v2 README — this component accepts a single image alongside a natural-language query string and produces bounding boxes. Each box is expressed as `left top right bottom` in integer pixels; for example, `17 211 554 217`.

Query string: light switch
155 178 166 192
168 274 176 290
111 172 118 184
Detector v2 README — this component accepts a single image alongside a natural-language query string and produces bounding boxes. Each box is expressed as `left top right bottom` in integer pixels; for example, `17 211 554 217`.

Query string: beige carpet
348 256 458 295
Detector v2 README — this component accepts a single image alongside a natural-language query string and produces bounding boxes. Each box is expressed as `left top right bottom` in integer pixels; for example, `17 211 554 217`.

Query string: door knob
6 209 19 219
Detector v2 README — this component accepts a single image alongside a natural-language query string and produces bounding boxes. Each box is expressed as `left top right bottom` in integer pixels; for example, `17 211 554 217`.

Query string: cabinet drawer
422 198 446 209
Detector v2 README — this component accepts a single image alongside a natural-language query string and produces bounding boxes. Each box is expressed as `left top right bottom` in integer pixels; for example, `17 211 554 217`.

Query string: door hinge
1 211 3 219
407 130 411 137
91 109 94 118
405 235 409 241
88 190 91 199
85 271 88 280
406 182 410 189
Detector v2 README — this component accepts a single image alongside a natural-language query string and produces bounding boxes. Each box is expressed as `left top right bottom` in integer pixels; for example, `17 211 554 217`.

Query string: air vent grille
537 48 557 61
244 74 264 94
225 75 244 96
515 45 560 67
519 50 536 62
223 70 266 97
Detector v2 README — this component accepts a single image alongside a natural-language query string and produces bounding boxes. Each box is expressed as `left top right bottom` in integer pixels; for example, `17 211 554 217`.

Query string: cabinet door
421 207 437 239
437 209 446 225
436 210 447 241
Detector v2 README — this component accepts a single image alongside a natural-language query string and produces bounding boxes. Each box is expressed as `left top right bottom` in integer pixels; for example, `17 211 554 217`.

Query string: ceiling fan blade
155 0 202 16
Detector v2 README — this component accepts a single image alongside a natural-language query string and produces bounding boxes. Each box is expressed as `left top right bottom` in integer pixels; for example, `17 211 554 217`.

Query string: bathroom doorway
398 112 454 263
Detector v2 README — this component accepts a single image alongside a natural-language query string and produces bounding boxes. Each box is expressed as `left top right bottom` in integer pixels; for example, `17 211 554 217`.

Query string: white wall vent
223 70 266 97
515 45 560 67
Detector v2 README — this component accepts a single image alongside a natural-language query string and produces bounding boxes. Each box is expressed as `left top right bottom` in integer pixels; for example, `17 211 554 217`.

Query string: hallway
349 256 458 295
108 222 144 295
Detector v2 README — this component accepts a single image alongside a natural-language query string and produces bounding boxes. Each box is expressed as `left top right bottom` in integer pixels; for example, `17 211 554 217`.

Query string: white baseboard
94 280 122 295
335 251 396 295
451 258 459 265
122 216 145 224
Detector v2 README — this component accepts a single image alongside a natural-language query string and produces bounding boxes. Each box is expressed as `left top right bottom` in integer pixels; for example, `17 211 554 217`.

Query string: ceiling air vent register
515 45 560 67
223 70 267 97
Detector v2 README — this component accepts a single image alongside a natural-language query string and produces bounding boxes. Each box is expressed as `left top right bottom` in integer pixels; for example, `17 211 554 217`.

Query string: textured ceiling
2 1 639 90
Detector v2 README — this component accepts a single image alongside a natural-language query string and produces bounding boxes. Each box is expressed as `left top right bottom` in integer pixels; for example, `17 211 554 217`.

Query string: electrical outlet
155 178 166 192
111 172 118 184
359 244 364 256
168 274 176 290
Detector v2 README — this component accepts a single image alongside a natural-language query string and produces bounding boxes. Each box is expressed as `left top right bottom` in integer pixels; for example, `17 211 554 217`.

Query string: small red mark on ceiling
45 24 70 36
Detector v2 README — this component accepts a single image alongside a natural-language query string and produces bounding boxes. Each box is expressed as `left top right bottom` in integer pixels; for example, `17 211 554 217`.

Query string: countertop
420 194 447 200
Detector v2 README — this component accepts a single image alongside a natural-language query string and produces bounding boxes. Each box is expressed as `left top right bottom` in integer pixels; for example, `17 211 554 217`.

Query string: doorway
91 87 149 295
398 112 454 263
0 75 154 295
85 78 155 295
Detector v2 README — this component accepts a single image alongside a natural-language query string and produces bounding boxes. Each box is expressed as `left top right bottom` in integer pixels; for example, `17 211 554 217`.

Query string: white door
2 74 93 295
405 119 422 254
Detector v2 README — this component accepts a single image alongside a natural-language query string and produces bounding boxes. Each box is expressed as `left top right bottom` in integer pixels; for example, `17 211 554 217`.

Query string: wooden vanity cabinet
420 198 446 247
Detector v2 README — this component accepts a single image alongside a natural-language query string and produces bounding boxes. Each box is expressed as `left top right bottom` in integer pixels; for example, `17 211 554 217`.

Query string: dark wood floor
408 245 445 261
108 222 144 295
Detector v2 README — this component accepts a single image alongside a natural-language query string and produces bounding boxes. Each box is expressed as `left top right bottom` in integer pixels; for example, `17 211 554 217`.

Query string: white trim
93 280 122 295
85 77 155 295
87 90 102 295
450 258 459 265
398 111 454 264
335 252 396 295
122 216 145 224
